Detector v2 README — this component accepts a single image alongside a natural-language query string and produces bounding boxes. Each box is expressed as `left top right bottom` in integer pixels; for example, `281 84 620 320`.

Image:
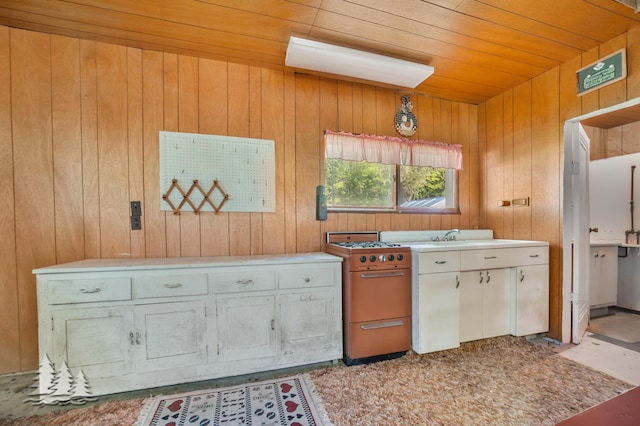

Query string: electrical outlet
131 201 142 216
131 215 141 230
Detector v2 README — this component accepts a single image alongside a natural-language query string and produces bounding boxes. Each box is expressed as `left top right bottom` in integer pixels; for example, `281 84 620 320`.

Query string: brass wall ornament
395 95 418 137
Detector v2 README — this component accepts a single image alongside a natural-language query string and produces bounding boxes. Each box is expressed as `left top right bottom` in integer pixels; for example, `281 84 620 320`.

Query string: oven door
348 269 411 322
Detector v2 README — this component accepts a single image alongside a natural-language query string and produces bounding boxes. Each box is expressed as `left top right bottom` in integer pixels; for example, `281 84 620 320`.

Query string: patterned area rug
134 374 331 426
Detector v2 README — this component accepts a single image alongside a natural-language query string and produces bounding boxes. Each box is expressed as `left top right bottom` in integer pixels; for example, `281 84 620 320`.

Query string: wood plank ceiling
1 0 640 104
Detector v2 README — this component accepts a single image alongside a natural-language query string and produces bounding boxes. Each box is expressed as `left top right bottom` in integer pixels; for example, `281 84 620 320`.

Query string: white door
571 123 591 344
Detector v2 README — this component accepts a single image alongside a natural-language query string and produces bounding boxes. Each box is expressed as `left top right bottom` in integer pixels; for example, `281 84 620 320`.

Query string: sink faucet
443 229 460 241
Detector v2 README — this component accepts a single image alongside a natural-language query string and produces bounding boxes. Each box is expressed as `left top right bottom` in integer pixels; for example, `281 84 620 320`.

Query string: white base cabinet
411 241 549 353
35 253 342 396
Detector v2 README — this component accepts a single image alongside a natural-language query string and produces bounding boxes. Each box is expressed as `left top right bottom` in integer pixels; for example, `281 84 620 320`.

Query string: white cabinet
410 240 549 353
589 245 618 308
412 251 460 354
50 301 208 377
35 253 342 396
459 268 510 342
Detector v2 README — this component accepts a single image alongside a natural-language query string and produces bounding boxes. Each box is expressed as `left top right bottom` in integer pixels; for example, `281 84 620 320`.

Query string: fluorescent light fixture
285 37 434 88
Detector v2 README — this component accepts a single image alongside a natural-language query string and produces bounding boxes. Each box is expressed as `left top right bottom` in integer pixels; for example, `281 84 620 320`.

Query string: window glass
325 159 458 213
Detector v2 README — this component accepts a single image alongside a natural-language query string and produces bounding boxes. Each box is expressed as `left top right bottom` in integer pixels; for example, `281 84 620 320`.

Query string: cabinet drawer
47 277 131 304
212 270 276 293
134 273 208 299
461 249 510 270
461 246 548 270
416 251 460 274
511 246 549 266
279 267 336 289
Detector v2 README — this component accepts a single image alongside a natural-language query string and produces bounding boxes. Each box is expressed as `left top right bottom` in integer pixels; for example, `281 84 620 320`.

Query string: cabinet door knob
304 277 311 283
479 271 484 284
456 275 460 289
486 271 491 283
129 331 135 345
271 319 275 330
520 270 525 282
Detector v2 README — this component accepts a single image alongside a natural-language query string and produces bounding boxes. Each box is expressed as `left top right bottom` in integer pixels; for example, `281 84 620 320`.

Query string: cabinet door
481 268 510 339
51 306 135 378
460 268 510 342
216 294 276 361
459 271 484 343
512 264 549 336
134 301 208 373
590 247 617 308
589 247 601 307
599 247 618 306
279 290 339 358
414 272 460 353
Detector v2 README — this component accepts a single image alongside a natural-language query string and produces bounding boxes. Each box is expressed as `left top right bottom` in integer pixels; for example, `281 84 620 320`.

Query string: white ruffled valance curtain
324 130 463 170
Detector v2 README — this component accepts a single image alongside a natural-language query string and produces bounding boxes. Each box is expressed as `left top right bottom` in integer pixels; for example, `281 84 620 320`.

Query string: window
325 159 458 213
323 130 462 214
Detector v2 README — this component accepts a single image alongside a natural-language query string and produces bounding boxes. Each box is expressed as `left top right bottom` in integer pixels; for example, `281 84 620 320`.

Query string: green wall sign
577 48 626 96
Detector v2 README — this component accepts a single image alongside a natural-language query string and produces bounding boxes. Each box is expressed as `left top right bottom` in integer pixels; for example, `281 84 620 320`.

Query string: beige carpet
0 336 632 426
587 311 640 343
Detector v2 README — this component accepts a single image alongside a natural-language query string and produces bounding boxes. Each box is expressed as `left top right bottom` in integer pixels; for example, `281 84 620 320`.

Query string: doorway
563 97 640 344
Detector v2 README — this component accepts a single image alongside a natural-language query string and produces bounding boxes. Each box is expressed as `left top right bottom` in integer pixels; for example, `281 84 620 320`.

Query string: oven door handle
359 271 406 279
360 320 405 330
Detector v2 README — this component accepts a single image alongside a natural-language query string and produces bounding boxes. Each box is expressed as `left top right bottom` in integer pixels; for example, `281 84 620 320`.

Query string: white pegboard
160 131 276 213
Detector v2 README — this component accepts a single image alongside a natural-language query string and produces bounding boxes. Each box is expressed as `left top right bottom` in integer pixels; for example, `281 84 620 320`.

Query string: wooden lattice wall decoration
159 131 276 213
162 179 229 215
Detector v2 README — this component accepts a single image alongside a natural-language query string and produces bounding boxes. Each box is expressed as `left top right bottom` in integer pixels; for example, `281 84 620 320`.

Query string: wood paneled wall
0 26 479 374
479 27 640 341
587 122 640 160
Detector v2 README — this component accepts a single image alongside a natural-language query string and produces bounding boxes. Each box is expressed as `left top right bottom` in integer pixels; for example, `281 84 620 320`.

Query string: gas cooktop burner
333 241 402 249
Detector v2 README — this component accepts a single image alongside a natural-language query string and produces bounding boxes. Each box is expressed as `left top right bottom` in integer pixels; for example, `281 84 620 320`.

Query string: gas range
325 231 412 365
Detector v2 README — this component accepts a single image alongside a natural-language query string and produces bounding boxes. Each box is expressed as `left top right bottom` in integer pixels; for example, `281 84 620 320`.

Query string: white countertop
33 252 342 274
402 239 549 253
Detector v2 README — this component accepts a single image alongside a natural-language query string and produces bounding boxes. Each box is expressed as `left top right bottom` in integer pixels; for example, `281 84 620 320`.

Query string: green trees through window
325 159 455 212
